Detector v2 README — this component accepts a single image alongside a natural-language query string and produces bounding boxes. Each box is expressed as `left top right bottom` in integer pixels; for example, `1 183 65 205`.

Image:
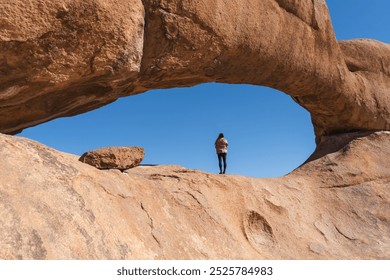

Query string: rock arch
1 0 390 145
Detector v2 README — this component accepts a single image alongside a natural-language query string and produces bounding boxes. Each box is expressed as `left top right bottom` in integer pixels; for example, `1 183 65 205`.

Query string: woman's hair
215 133 224 143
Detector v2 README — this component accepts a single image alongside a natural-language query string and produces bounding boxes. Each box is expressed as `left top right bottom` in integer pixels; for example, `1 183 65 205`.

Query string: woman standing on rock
215 133 228 174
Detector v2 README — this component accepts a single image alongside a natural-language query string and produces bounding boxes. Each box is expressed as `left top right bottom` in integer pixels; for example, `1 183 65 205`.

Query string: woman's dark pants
217 153 227 174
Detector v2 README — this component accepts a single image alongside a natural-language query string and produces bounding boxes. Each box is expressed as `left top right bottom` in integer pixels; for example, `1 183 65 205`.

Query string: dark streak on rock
140 202 161 247
29 230 48 260
335 226 357 241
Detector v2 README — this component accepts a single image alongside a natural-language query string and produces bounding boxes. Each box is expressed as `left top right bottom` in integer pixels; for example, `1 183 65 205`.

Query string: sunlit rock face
0 0 146 134
0 132 389 259
1 0 390 143
79 146 144 170
0 0 390 260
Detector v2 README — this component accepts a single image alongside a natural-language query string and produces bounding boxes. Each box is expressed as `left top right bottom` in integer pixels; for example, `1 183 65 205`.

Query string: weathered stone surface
0 133 389 259
1 0 389 261
79 147 144 170
0 0 145 133
0 0 389 144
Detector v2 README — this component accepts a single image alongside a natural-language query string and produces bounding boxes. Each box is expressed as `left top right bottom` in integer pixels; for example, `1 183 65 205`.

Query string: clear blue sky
19 1 390 178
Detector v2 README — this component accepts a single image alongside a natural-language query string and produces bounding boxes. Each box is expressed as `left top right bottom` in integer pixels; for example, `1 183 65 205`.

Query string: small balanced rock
79 147 144 170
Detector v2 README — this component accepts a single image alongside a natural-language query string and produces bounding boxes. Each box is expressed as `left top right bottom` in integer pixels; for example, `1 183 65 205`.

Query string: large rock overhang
1 0 390 144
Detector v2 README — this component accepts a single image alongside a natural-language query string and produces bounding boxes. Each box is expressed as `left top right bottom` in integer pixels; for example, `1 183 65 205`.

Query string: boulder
79 146 144 170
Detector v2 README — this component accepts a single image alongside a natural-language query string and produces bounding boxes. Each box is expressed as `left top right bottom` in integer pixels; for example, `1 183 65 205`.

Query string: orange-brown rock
0 0 145 133
0 132 389 259
1 0 390 261
80 147 144 170
0 0 390 144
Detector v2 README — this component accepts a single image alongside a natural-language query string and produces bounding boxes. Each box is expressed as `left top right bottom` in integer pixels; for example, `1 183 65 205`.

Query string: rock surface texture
79 147 144 170
0 133 389 259
1 0 390 260
0 0 389 143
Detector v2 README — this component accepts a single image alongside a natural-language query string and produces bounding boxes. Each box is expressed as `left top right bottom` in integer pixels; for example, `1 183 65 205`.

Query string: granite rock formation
0 0 389 144
1 0 390 260
0 0 145 134
0 132 389 259
79 147 144 170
